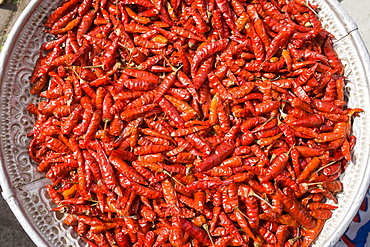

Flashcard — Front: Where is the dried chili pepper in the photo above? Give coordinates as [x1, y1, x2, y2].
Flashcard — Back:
[28, 0, 361, 246]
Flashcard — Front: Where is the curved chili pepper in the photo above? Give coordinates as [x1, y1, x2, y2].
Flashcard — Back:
[121, 69, 160, 84]
[301, 219, 325, 247]
[215, 0, 241, 37]
[170, 26, 205, 41]
[278, 190, 316, 229]
[194, 139, 235, 172]
[262, 152, 290, 182]
[45, 0, 80, 28]
[191, 39, 228, 76]
[158, 97, 186, 128]
[119, 175, 162, 199]
[265, 23, 295, 61]
[179, 218, 211, 244]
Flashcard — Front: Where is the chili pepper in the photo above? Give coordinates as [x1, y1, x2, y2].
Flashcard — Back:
[121, 68, 159, 84]
[184, 8, 207, 33]
[191, 56, 214, 90]
[171, 43, 191, 75]
[120, 103, 157, 121]
[265, 23, 295, 61]
[120, 0, 154, 8]
[92, 141, 119, 193]
[119, 175, 162, 199]
[279, 190, 316, 229]
[191, 39, 228, 76]
[208, 72, 234, 101]
[134, 35, 168, 49]
[254, 101, 280, 116]
[194, 139, 235, 172]
[45, 0, 80, 28]
[215, 0, 241, 37]
[309, 209, 333, 220]
[257, 225, 277, 244]
[218, 211, 247, 246]
[152, 72, 179, 103]
[185, 179, 231, 193]
[170, 26, 205, 41]
[301, 219, 325, 247]
[323, 38, 343, 74]
[134, 143, 174, 155]
[162, 179, 181, 215]
[297, 157, 321, 182]
[138, 48, 173, 70]
[290, 113, 325, 127]
[169, 125, 209, 137]
[158, 97, 186, 128]
[311, 98, 347, 115]
[262, 151, 289, 182]
[178, 218, 211, 244]
[245, 24, 265, 63]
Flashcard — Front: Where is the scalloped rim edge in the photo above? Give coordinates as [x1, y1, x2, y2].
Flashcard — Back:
[321, 1, 370, 244]
[319, 1, 370, 246]
[0, 0, 50, 246]
[0, 0, 369, 247]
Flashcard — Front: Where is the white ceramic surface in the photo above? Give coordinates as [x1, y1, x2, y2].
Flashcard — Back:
[0, 0, 369, 246]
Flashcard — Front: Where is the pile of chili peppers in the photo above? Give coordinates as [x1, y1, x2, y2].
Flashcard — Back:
[27, 0, 363, 246]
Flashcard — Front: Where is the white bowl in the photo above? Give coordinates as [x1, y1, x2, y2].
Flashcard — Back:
[0, 0, 369, 246]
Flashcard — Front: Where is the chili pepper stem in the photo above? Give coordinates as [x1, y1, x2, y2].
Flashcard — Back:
[249, 190, 274, 209]
[288, 235, 302, 245]
[302, 185, 323, 193]
[186, 166, 192, 176]
[57, 206, 68, 213]
[163, 170, 186, 187]
[302, 182, 323, 187]
[315, 161, 336, 173]
[285, 144, 295, 155]
[202, 223, 215, 247]
[69, 66, 83, 80]
[103, 120, 109, 138]
[305, 1, 320, 19]
[278, 105, 287, 124]
[120, 43, 133, 64]
[160, 51, 183, 72]
[121, 215, 138, 220]
[270, 153, 277, 163]
[344, 65, 351, 77]
[235, 206, 251, 220]
[82, 65, 104, 69]
[254, 117, 275, 132]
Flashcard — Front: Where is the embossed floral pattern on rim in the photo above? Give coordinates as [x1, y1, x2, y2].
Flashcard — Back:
[0, 0, 370, 246]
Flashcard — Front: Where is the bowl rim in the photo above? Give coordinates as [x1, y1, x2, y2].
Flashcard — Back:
[0, 0, 369, 246]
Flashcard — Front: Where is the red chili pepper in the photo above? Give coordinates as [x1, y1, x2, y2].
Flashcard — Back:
[191, 39, 228, 76]
[311, 98, 347, 115]
[178, 218, 211, 244]
[158, 97, 186, 128]
[194, 139, 235, 172]
[170, 26, 205, 41]
[121, 69, 160, 84]
[215, 0, 241, 37]
[301, 219, 325, 247]
[278, 190, 316, 229]
[265, 23, 295, 61]
[27, 1, 361, 246]
[193, 56, 214, 89]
